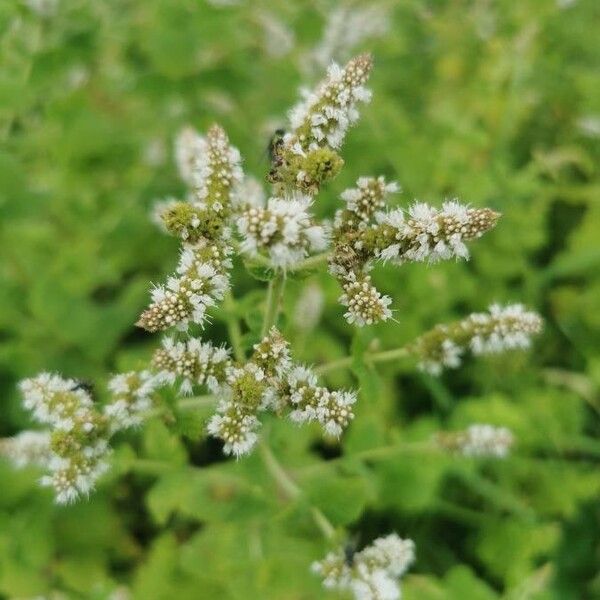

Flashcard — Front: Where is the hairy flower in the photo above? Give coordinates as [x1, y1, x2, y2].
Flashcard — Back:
[287, 366, 356, 437]
[137, 239, 232, 332]
[105, 371, 159, 430]
[335, 176, 400, 233]
[152, 336, 231, 394]
[251, 327, 292, 378]
[0, 430, 51, 469]
[339, 271, 392, 327]
[437, 424, 514, 458]
[18, 373, 111, 504]
[313, 533, 415, 600]
[237, 194, 328, 268]
[412, 303, 543, 374]
[364, 200, 500, 264]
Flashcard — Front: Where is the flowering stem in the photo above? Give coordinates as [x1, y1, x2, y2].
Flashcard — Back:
[261, 272, 286, 337]
[258, 440, 336, 540]
[315, 347, 411, 375]
[223, 292, 245, 362]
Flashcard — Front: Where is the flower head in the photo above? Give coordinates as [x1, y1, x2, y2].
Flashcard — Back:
[0, 430, 51, 469]
[237, 194, 328, 269]
[105, 370, 159, 430]
[339, 272, 392, 327]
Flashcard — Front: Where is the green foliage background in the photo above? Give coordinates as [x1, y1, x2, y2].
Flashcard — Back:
[1, 0, 599, 598]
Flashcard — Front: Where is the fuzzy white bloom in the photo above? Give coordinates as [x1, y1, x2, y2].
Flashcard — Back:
[251, 327, 292, 378]
[287, 53, 373, 153]
[190, 124, 243, 213]
[18, 373, 112, 504]
[418, 339, 463, 376]
[293, 282, 325, 331]
[207, 407, 260, 458]
[19, 372, 94, 429]
[313, 533, 415, 600]
[237, 194, 328, 269]
[152, 336, 231, 394]
[413, 303, 543, 375]
[469, 304, 544, 355]
[455, 424, 514, 458]
[105, 370, 159, 430]
[312, 5, 389, 70]
[150, 197, 180, 233]
[337, 176, 400, 228]
[339, 272, 392, 327]
[287, 366, 356, 437]
[373, 200, 500, 265]
[0, 430, 51, 469]
[137, 239, 232, 332]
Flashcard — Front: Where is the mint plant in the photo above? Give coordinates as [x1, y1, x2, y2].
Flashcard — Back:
[2, 54, 543, 600]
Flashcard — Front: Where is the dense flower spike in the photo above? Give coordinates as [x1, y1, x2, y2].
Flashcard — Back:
[251, 326, 292, 378]
[287, 366, 356, 437]
[190, 124, 243, 217]
[237, 194, 328, 269]
[152, 336, 231, 394]
[411, 303, 543, 375]
[105, 371, 159, 430]
[364, 200, 501, 264]
[338, 271, 393, 327]
[270, 54, 373, 192]
[335, 176, 400, 234]
[137, 238, 232, 332]
[207, 363, 271, 457]
[437, 424, 514, 458]
[313, 533, 415, 600]
[18, 373, 111, 504]
[0, 430, 51, 468]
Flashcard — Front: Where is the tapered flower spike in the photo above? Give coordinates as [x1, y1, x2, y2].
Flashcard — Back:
[363, 200, 501, 265]
[152, 336, 231, 394]
[237, 193, 328, 269]
[313, 533, 415, 600]
[338, 271, 393, 327]
[411, 303, 543, 375]
[137, 238, 232, 332]
[269, 54, 373, 192]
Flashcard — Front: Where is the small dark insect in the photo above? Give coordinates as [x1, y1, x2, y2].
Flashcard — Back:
[266, 128, 286, 183]
[71, 380, 95, 396]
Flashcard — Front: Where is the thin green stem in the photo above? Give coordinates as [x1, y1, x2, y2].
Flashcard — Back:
[261, 271, 286, 337]
[177, 395, 216, 410]
[292, 252, 329, 272]
[223, 292, 245, 362]
[259, 440, 336, 540]
[315, 347, 411, 375]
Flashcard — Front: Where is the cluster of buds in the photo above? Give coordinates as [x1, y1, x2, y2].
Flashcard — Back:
[152, 336, 231, 395]
[436, 424, 514, 458]
[329, 180, 501, 326]
[269, 54, 373, 193]
[138, 125, 242, 332]
[207, 328, 357, 456]
[105, 370, 160, 430]
[237, 194, 328, 269]
[17, 374, 111, 504]
[312, 533, 415, 600]
[411, 303, 543, 375]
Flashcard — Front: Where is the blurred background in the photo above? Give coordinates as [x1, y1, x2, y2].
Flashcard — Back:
[1, 0, 599, 598]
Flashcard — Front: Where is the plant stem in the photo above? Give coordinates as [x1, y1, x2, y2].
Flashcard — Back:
[258, 440, 336, 540]
[223, 292, 245, 362]
[261, 271, 286, 337]
[177, 395, 216, 410]
[315, 347, 411, 375]
[292, 252, 329, 272]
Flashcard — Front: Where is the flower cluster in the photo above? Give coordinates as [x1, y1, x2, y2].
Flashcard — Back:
[312, 533, 415, 600]
[437, 424, 514, 458]
[269, 54, 373, 193]
[207, 328, 357, 456]
[411, 303, 543, 375]
[139, 125, 241, 332]
[237, 194, 328, 269]
[18, 374, 111, 504]
[152, 336, 231, 395]
[105, 371, 160, 430]
[330, 188, 501, 326]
